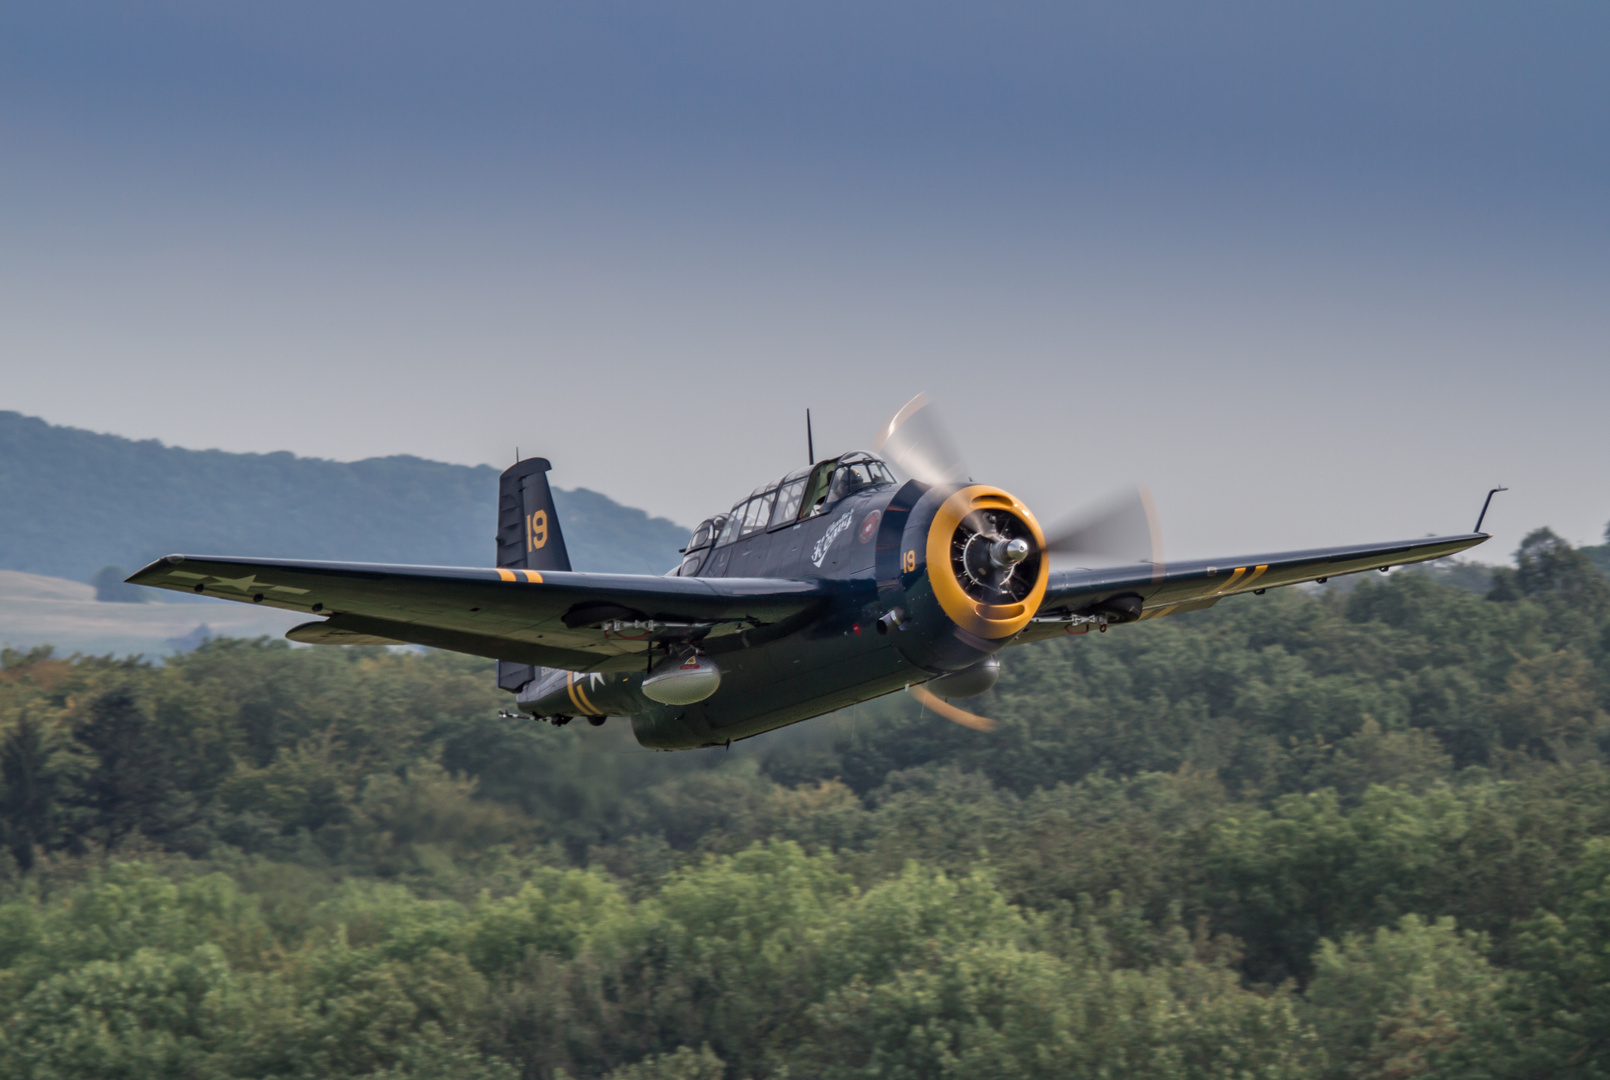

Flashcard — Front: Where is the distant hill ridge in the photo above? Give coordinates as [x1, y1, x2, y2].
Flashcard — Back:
[0, 412, 688, 582]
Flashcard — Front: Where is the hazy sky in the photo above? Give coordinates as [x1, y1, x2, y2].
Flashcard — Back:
[4, 2, 1607, 562]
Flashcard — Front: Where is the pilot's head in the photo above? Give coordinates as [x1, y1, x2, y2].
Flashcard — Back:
[830, 467, 861, 499]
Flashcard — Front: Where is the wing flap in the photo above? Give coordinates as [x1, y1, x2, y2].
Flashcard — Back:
[285, 620, 409, 646]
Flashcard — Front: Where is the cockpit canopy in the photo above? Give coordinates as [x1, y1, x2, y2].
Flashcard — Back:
[674, 452, 898, 575]
[719, 451, 897, 546]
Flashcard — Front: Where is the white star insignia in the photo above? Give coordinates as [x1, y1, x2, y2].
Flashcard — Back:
[210, 574, 259, 593]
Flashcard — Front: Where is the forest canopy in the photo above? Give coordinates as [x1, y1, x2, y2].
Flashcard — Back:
[2, 524, 1610, 1078]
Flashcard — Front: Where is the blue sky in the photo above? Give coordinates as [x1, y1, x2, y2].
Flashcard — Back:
[3, 1, 1607, 560]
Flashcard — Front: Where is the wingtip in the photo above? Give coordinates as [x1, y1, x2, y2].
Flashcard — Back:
[125, 555, 189, 585]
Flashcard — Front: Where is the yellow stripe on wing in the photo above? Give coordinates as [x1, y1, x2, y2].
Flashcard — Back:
[1210, 566, 1247, 596]
[1237, 564, 1269, 591]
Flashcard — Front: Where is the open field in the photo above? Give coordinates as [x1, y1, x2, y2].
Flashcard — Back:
[0, 570, 304, 657]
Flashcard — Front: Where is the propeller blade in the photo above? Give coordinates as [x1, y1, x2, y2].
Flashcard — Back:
[872, 392, 1161, 569]
[909, 683, 996, 732]
[875, 393, 968, 487]
[1041, 485, 1163, 567]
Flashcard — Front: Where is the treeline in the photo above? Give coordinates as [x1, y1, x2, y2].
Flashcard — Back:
[0, 526, 1608, 1078]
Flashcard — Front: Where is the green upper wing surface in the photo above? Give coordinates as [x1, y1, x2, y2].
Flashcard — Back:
[1019, 532, 1488, 642]
[127, 555, 830, 671]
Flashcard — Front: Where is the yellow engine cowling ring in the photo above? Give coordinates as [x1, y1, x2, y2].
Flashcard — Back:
[883, 484, 1049, 673]
[925, 485, 1049, 639]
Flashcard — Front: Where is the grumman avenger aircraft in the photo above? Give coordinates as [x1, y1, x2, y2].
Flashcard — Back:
[129, 396, 1494, 749]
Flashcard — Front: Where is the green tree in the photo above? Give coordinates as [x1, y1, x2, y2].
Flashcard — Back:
[1306, 915, 1502, 1079]
[795, 938, 1321, 1080]
[67, 685, 198, 850]
[1488, 527, 1610, 620]
[1489, 648, 1610, 760]
[1497, 839, 1610, 1077]
[0, 944, 240, 1078]
[600, 1045, 727, 1080]
[0, 715, 63, 870]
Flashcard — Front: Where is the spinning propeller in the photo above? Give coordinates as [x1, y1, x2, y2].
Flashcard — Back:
[875, 393, 1164, 732]
[908, 683, 996, 732]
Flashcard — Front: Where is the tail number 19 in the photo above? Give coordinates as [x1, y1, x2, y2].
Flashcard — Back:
[526, 511, 549, 552]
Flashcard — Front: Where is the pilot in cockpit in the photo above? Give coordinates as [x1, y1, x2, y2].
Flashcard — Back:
[827, 456, 895, 503]
[828, 463, 870, 501]
[797, 454, 897, 519]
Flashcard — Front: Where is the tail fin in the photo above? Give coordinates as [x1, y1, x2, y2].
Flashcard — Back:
[496, 457, 571, 692]
[497, 457, 572, 573]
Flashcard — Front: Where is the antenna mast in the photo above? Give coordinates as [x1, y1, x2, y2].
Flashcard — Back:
[1474, 487, 1508, 533]
[806, 409, 815, 465]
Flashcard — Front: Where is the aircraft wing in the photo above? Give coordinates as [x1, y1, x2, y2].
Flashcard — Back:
[127, 555, 832, 672]
[1021, 532, 1488, 639]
